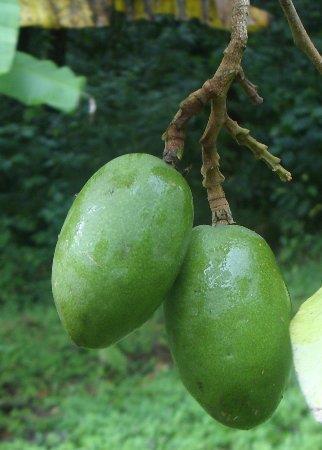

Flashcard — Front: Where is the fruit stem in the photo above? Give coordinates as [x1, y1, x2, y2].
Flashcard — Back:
[200, 100, 235, 226]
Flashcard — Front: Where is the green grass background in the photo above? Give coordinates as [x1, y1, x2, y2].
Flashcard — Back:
[1, 258, 322, 450]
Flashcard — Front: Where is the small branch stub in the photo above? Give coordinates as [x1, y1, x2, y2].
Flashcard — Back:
[236, 68, 263, 105]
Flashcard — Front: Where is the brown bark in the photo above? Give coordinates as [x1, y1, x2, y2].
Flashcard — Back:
[163, 0, 292, 226]
[163, 0, 249, 166]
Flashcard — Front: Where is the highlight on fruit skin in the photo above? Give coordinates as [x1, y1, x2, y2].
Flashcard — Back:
[52, 153, 194, 349]
[291, 286, 322, 423]
[165, 225, 292, 430]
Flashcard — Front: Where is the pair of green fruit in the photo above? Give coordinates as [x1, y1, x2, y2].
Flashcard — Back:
[52, 153, 292, 430]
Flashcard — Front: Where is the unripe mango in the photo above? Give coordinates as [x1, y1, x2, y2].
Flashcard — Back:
[165, 225, 292, 429]
[52, 153, 193, 348]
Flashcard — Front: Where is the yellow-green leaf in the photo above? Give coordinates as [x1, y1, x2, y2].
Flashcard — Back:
[0, 52, 86, 112]
[0, 0, 20, 74]
[291, 286, 322, 422]
[19, 0, 270, 32]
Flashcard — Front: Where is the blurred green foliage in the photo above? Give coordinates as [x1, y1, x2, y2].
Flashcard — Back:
[1, 260, 322, 449]
[0, 0, 321, 304]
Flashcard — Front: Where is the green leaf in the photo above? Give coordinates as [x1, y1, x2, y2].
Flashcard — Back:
[0, 0, 20, 74]
[0, 51, 86, 112]
[290, 286, 322, 423]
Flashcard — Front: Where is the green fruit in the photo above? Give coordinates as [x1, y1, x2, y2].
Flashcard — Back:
[52, 153, 193, 349]
[290, 286, 322, 422]
[165, 225, 292, 429]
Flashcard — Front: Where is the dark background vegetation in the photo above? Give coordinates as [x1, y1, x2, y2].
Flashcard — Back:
[0, 0, 321, 304]
[0, 1, 322, 448]
[1, 1, 322, 305]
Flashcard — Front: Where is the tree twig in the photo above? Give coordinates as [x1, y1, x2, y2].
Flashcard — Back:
[198, 0, 250, 225]
[200, 101, 235, 225]
[236, 67, 263, 104]
[279, 0, 322, 74]
[162, 0, 250, 165]
[225, 115, 292, 182]
[162, 0, 294, 226]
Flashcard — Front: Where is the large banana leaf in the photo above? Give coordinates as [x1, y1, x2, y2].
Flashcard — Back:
[19, 0, 270, 31]
[0, 52, 86, 112]
[0, 0, 20, 74]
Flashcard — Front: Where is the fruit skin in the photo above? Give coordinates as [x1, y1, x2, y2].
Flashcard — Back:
[52, 153, 193, 349]
[164, 225, 292, 430]
[290, 286, 322, 422]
